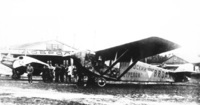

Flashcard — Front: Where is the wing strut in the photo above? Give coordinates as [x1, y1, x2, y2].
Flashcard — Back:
[117, 60, 138, 80]
[101, 49, 129, 76]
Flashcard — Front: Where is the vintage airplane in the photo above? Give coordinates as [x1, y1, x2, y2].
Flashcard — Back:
[1, 55, 49, 79]
[63, 36, 180, 87]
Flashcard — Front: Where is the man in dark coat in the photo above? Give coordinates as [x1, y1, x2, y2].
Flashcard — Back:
[60, 64, 65, 82]
[42, 66, 48, 82]
[65, 65, 69, 83]
[48, 64, 54, 82]
[54, 64, 61, 82]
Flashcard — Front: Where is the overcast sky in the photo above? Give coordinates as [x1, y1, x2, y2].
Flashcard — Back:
[0, 0, 200, 55]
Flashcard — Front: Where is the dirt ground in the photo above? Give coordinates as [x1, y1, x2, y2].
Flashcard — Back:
[0, 76, 199, 105]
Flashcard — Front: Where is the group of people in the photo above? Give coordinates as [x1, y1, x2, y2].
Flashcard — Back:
[41, 63, 77, 83]
[25, 63, 77, 84]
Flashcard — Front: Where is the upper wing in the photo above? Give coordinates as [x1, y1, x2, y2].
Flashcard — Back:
[95, 37, 179, 61]
[13, 56, 49, 68]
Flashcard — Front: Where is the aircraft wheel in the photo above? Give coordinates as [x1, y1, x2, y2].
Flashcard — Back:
[12, 74, 21, 80]
[11, 74, 16, 79]
[17, 75, 21, 79]
[12, 69, 21, 80]
[96, 77, 106, 87]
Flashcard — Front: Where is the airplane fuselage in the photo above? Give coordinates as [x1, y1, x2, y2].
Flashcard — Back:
[119, 61, 174, 82]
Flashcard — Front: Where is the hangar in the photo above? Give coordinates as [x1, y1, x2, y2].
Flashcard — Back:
[1, 40, 78, 66]
[163, 55, 188, 65]
[162, 55, 200, 72]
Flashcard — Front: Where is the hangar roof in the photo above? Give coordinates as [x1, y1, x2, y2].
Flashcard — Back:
[9, 40, 78, 51]
[1, 40, 78, 56]
[163, 55, 189, 64]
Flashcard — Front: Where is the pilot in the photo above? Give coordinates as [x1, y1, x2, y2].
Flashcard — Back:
[26, 64, 34, 83]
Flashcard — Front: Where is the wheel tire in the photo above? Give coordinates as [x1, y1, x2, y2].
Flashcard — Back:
[96, 77, 106, 87]
[12, 74, 20, 80]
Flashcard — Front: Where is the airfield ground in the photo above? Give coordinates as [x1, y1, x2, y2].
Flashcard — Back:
[0, 76, 200, 105]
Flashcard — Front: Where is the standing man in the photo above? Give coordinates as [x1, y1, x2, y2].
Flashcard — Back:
[42, 65, 48, 82]
[68, 65, 74, 83]
[65, 64, 69, 83]
[54, 64, 61, 82]
[60, 64, 65, 83]
[48, 64, 54, 82]
[72, 65, 78, 82]
[26, 64, 34, 83]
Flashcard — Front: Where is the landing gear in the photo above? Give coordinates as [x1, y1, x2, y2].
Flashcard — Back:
[96, 77, 106, 87]
[76, 75, 107, 88]
[11, 67, 26, 80]
[12, 69, 21, 79]
[77, 75, 88, 87]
